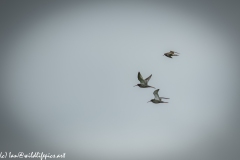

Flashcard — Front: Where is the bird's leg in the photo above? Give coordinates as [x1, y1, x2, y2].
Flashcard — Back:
[160, 97, 169, 99]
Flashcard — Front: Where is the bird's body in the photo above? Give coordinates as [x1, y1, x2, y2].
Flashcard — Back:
[163, 50, 180, 58]
[134, 72, 155, 89]
[149, 99, 162, 103]
[148, 89, 169, 104]
[137, 84, 153, 88]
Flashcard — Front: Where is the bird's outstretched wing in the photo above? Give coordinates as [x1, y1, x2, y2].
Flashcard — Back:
[171, 50, 180, 54]
[145, 74, 152, 84]
[153, 89, 160, 100]
[169, 51, 175, 55]
[138, 72, 145, 84]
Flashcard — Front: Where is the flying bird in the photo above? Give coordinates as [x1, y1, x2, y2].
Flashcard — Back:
[134, 72, 155, 88]
[148, 89, 169, 104]
[163, 50, 180, 58]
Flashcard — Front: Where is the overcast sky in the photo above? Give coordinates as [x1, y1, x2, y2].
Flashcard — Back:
[0, 1, 240, 160]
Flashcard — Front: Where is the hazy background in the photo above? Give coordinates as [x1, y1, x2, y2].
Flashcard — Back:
[0, 1, 240, 160]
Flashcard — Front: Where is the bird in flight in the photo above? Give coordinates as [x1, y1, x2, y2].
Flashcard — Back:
[148, 89, 169, 104]
[134, 72, 155, 88]
[163, 50, 180, 58]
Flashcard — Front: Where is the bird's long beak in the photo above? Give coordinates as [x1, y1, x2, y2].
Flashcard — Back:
[133, 85, 137, 87]
[147, 101, 151, 103]
[150, 86, 156, 89]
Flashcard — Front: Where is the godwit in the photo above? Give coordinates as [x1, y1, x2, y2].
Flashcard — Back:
[163, 50, 180, 58]
[147, 89, 169, 104]
[134, 72, 155, 89]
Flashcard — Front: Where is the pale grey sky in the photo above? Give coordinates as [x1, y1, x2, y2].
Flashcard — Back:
[0, 1, 240, 160]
